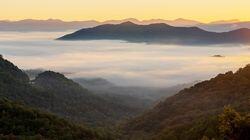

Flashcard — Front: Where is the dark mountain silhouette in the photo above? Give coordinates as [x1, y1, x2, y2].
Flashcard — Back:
[58, 22, 250, 45]
[101, 18, 201, 27]
[123, 65, 250, 140]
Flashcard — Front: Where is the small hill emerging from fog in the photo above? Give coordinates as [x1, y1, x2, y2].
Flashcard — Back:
[123, 65, 250, 140]
[58, 22, 250, 45]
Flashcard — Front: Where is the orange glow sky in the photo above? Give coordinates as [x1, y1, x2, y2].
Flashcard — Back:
[1, 0, 249, 22]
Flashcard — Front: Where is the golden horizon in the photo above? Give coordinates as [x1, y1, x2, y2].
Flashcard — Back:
[0, 18, 246, 24]
[1, 0, 250, 23]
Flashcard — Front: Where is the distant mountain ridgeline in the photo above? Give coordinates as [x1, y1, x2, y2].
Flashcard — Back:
[1, 18, 250, 32]
[0, 18, 198, 32]
[0, 19, 99, 32]
[58, 22, 250, 45]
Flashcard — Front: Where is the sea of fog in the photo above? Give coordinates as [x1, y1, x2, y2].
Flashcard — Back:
[0, 31, 250, 87]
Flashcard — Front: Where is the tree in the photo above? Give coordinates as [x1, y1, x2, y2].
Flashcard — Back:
[218, 106, 250, 140]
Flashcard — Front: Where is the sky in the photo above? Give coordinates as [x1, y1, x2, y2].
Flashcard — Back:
[0, 0, 250, 22]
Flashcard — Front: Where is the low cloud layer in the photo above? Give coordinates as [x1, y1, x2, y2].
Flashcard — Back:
[0, 32, 250, 87]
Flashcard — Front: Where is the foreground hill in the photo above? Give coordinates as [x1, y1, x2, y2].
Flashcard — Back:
[0, 56, 141, 127]
[123, 65, 250, 140]
[0, 99, 111, 140]
[58, 22, 250, 45]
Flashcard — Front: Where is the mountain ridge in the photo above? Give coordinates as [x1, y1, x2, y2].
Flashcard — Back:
[123, 64, 250, 139]
[2, 18, 250, 32]
[58, 22, 250, 45]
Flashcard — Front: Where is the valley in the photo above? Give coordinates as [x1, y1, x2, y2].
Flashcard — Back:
[1, 0, 250, 139]
[0, 19, 250, 140]
[0, 54, 249, 140]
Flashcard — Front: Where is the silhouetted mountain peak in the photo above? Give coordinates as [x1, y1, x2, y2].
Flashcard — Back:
[59, 22, 250, 45]
[147, 23, 173, 28]
[119, 22, 173, 28]
[119, 21, 137, 26]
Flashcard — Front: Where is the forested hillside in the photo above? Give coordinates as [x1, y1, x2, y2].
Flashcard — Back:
[0, 56, 141, 127]
[0, 98, 113, 140]
[1, 55, 250, 140]
[124, 65, 250, 140]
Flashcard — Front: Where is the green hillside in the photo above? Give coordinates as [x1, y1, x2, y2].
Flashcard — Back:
[0, 98, 113, 140]
[123, 65, 250, 140]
